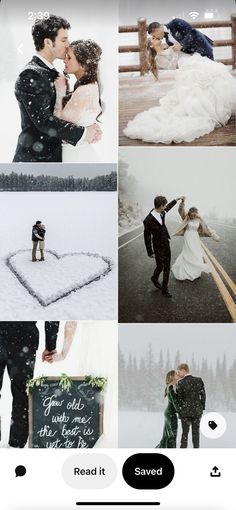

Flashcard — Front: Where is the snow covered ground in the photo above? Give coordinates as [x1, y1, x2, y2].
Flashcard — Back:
[119, 410, 236, 448]
[0, 192, 117, 319]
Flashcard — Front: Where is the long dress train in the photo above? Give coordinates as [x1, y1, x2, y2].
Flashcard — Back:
[124, 52, 236, 144]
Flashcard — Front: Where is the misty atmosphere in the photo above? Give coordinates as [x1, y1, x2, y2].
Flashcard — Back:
[119, 324, 236, 412]
[119, 148, 236, 228]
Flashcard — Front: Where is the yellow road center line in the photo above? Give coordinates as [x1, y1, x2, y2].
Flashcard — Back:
[202, 242, 236, 296]
[202, 250, 236, 323]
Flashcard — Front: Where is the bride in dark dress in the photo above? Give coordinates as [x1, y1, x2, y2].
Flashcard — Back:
[156, 370, 180, 448]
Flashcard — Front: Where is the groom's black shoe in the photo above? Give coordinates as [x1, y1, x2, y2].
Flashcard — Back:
[151, 276, 162, 290]
[162, 288, 172, 298]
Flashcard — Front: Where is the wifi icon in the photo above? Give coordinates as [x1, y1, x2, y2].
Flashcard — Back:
[189, 11, 200, 20]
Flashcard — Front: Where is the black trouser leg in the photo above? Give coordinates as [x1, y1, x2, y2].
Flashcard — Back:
[162, 244, 171, 291]
[153, 254, 164, 283]
[0, 338, 8, 443]
[180, 418, 191, 448]
[7, 330, 39, 448]
[192, 417, 201, 448]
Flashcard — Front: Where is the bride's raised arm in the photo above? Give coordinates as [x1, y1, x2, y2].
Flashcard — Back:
[178, 199, 186, 220]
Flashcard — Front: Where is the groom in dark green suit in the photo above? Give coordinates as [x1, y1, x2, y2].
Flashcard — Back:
[177, 363, 206, 448]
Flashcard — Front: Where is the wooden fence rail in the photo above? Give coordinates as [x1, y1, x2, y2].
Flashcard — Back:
[119, 15, 236, 74]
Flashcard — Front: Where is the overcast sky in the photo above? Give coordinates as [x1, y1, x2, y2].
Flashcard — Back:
[119, 147, 236, 219]
[119, 323, 236, 367]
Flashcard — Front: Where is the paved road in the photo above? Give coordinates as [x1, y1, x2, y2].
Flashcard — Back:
[119, 221, 236, 323]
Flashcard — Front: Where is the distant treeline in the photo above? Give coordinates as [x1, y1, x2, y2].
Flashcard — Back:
[0, 171, 117, 191]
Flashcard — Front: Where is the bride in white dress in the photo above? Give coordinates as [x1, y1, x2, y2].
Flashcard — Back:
[124, 36, 236, 144]
[54, 40, 102, 162]
[172, 199, 219, 281]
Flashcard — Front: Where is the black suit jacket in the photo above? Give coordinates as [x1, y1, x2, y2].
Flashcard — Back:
[177, 375, 206, 418]
[166, 18, 214, 60]
[0, 321, 59, 351]
[13, 56, 85, 162]
[143, 200, 177, 256]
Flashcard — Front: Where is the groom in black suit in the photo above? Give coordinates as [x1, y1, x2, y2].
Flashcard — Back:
[0, 321, 59, 447]
[143, 195, 184, 298]
[177, 363, 206, 448]
[13, 14, 101, 162]
[148, 19, 214, 60]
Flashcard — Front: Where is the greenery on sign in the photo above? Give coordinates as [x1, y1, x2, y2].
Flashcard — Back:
[59, 374, 73, 392]
[26, 375, 47, 396]
[85, 376, 107, 392]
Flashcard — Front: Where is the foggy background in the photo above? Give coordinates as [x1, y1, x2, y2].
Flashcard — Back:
[119, 147, 236, 223]
[119, 323, 236, 366]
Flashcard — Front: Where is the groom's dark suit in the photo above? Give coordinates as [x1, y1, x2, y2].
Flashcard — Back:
[165, 18, 214, 60]
[0, 321, 59, 447]
[143, 200, 177, 291]
[177, 374, 206, 448]
[13, 56, 85, 162]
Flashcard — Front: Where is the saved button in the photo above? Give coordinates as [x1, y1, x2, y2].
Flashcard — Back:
[122, 453, 174, 490]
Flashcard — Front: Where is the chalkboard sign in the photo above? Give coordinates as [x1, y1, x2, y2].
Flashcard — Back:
[28, 377, 104, 448]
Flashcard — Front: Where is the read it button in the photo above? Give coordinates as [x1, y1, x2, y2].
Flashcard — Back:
[62, 454, 117, 489]
[122, 453, 174, 490]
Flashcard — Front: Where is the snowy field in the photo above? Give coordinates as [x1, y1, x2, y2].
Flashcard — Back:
[119, 410, 236, 448]
[0, 192, 117, 319]
[0, 321, 118, 448]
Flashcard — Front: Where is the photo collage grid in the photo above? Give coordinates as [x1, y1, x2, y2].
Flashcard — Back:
[0, 0, 235, 460]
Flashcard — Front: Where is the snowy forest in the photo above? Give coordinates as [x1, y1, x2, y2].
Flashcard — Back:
[119, 344, 236, 412]
[0, 171, 117, 192]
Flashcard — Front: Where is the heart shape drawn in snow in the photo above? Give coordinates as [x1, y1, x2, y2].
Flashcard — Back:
[6, 249, 113, 307]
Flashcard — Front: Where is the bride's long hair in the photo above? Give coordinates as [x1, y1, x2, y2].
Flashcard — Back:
[146, 38, 159, 79]
[186, 207, 199, 220]
[164, 370, 177, 397]
[63, 39, 103, 118]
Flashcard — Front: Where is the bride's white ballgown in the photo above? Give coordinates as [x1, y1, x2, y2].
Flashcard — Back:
[124, 51, 236, 144]
[55, 82, 102, 162]
[172, 220, 211, 281]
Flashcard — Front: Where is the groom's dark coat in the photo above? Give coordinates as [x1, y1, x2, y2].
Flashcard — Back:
[0, 321, 59, 447]
[143, 200, 177, 257]
[165, 18, 214, 60]
[13, 56, 84, 162]
[177, 375, 206, 418]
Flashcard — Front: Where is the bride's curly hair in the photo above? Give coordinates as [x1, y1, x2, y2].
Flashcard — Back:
[146, 38, 159, 79]
[63, 39, 103, 117]
[71, 39, 102, 85]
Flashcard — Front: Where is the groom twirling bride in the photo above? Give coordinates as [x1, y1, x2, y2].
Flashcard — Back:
[13, 14, 101, 162]
[143, 195, 185, 298]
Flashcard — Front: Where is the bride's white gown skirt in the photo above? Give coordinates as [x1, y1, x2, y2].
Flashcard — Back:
[124, 54, 236, 144]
